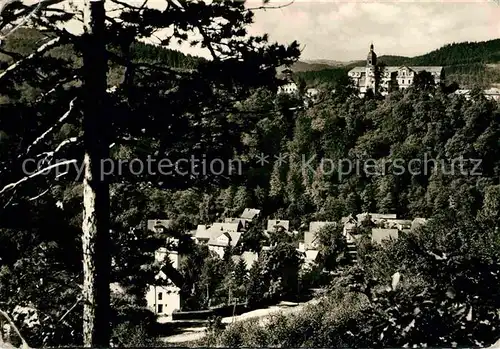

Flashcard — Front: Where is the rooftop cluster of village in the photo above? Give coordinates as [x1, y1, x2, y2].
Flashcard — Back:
[145, 210, 429, 318]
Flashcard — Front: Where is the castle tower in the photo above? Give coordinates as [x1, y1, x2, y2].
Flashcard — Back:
[365, 43, 378, 93]
[367, 43, 377, 66]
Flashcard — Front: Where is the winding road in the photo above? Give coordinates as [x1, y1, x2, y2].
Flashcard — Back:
[161, 298, 320, 344]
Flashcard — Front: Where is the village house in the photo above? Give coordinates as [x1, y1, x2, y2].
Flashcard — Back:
[146, 251, 183, 318]
[207, 230, 242, 259]
[304, 88, 320, 107]
[193, 222, 243, 258]
[339, 213, 431, 248]
[195, 222, 242, 243]
[194, 224, 211, 243]
[277, 68, 299, 95]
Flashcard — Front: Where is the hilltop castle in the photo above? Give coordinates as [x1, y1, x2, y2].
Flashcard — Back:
[348, 44, 444, 96]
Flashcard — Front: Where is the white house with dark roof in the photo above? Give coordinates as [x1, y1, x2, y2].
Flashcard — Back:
[146, 251, 183, 318]
[278, 68, 299, 95]
[207, 231, 242, 258]
[348, 44, 444, 97]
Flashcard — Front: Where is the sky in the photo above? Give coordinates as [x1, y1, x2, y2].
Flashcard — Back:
[245, 0, 500, 61]
[40, 0, 500, 62]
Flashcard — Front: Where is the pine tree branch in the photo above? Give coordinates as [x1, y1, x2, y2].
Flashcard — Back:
[0, 36, 63, 82]
[27, 188, 49, 201]
[109, 0, 148, 11]
[35, 74, 79, 103]
[0, 159, 77, 195]
[35, 136, 79, 161]
[21, 97, 78, 159]
[58, 295, 83, 324]
[246, 0, 295, 11]
[2, 189, 16, 209]
[0, 0, 43, 41]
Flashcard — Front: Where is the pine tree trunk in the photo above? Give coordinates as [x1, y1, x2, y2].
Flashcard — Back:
[81, 0, 110, 346]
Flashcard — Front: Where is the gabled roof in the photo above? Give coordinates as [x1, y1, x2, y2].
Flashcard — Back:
[240, 208, 261, 220]
[385, 219, 412, 229]
[195, 224, 211, 240]
[207, 222, 241, 233]
[304, 231, 319, 249]
[155, 263, 184, 288]
[344, 222, 357, 231]
[409, 66, 443, 74]
[349, 67, 366, 73]
[357, 213, 397, 222]
[309, 221, 336, 234]
[224, 217, 248, 228]
[207, 231, 242, 247]
[305, 250, 320, 261]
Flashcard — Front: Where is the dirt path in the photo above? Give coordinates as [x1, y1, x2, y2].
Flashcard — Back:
[161, 299, 320, 344]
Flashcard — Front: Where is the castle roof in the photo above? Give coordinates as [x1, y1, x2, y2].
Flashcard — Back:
[349, 65, 443, 73]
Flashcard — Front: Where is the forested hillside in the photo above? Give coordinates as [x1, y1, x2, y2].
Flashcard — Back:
[200, 86, 500, 348]
[0, 28, 200, 72]
[295, 38, 500, 88]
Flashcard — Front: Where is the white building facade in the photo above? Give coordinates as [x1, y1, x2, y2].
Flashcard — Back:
[349, 44, 444, 97]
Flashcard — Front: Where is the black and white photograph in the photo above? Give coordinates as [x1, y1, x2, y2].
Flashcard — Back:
[1, 0, 500, 347]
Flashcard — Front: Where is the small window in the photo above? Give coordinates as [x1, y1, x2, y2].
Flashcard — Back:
[158, 292, 163, 300]
[158, 304, 163, 313]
